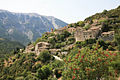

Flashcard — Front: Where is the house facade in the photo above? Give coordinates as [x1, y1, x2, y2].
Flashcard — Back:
[54, 27, 67, 34]
[75, 26, 102, 41]
[24, 44, 35, 53]
[100, 31, 114, 41]
[35, 42, 50, 55]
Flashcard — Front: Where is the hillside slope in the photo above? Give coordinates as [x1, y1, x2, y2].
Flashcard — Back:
[0, 38, 24, 58]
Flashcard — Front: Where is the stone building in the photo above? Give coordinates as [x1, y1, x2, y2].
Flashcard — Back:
[54, 27, 66, 34]
[49, 49, 61, 54]
[100, 31, 114, 41]
[74, 27, 85, 41]
[24, 44, 35, 53]
[67, 27, 76, 34]
[75, 26, 102, 41]
[35, 42, 50, 55]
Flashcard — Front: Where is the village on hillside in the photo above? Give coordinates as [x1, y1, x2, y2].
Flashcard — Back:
[1, 5, 120, 80]
[24, 18, 115, 56]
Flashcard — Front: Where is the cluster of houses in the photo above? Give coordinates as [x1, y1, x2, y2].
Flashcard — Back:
[75, 25, 102, 41]
[24, 24, 115, 55]
[24, 42, 68, 55]
[53, 24, 114, 42]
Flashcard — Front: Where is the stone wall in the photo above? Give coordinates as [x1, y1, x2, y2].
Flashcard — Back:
[35, 42, 50, 55]
[74, 26, 102, 42]
[99, 31, 114, 41]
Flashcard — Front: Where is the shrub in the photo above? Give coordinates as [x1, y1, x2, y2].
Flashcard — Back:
[67, 37, 75, 45]
[55, 43, 61, 49]
[83, 24, 91, 30]
[77, 21, 85, 27]
[41, 65, 52, 78]
[37, 50, 51, 63]
[68, 24, 73, 27]
[115, 29, 120, 50]
[61, 30, 71, 38]
[86, 39, 96, 44]
[62, 46, 119, 80]
[37, 65, 52, 79]
[48, 37, 56, 44]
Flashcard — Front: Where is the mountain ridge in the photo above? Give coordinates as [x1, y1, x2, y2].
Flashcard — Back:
[0, 9, 68, 45]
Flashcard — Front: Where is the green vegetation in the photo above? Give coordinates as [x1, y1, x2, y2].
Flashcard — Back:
[0, 51, 63, 80]
[115, 29, 120, 50]
[83, 24, 91, 30]
[67, 37, 75, 45]
[75, 39, 96, 48]
[62, 44, 120, 80]
[37, 50, 52, 63]
[77, 21, 85, 27]
[0, 38, 24, 58]
[48, 30, 71, 49]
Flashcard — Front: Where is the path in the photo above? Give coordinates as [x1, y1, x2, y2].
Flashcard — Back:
[53, 55, 63, 61]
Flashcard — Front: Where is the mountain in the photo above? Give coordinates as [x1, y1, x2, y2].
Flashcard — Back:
[0, 10, 68, 45]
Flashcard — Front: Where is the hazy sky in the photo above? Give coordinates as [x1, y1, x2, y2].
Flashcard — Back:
[0, 0, 120, 23]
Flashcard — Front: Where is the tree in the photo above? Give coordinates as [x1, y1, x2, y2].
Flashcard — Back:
[41, 65, 52, 78]
[48, 37, 56, 44]
[103, 10, 107, 14]
[61, 30, 71, 39]
[77, 21, 85, 27]
[115, 29, 120, 50]
[37, 68, 44, 79]
[62, 46, 119, 80]
[55, 43, 61, 49]
[83, 24, 91, 30]
[37, 50, 51, 63]
[36, 65, 52, 79]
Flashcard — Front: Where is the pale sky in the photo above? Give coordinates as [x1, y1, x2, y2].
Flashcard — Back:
[0, 0, 120, 23]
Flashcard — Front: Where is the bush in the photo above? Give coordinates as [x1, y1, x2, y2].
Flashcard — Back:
[108, 45, 115, 51]
[24, 74, 38, 80]
[86, 39, 96, 44]
[48, 37, 56, 44]
[56, 34, 65, 42]
[55, 43, 61, 49]
[41, 65, 52, 78]
[37, 50, 51, 63]
[62, 45, 119, 80]
[68, 24, 73, 27]
[77, 21, 85, 27]
[115, 29, 120, 50]
[75, 41, 87, 48]
[98, 39, 108, 50]
[61, 30, 71, 38]
[83, 24, 91, 30]
[67, 37, 75, 45]
[54, 69, 62, 78]
[37, 65, 52, 79]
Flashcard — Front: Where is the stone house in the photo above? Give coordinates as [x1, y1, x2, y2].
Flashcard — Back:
[67, 27, 76, 34]
[74, 27, 84, 41]
[101, 31, 114, 36]
[49, 49, 61, 54]
[100, 31, 114, 41]
[35, 42, 50, 55]
[75, 26, 102, 41]
[54, 27, 67, 34]
[24, 44, 35, 53]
